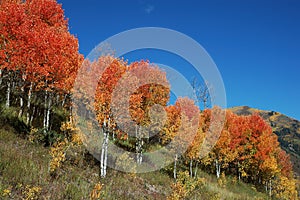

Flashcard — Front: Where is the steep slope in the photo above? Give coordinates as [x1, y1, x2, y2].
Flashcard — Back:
[229, 106, 300, 177]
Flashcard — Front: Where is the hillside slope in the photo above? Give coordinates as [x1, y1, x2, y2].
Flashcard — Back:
[0, 116, 269, 199]
[229, 106, 300, 177]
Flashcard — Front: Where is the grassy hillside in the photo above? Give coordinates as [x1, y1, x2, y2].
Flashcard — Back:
[0, 118, 269, 199]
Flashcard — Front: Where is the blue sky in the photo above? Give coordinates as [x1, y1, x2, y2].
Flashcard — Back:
[58, 0, 300, 120]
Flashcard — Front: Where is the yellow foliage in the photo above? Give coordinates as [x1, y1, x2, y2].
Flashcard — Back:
[27, 128, 42, 143]
[90, 182, 103, 200]
[167, 181, 186, 200]
[60, 117, 84, 144]
[49, 139, 68, 173]
[168, 171, 205, 200]
[260, 156, 280, 177]
[22, 185, 42, 200]
[60, 120, 77, 132]
[241, 170, 248, 178]
[2, 188, 11, 197]
[273, 175, 298, 200]
[217, 172, 227, 188]
[49, 119, 85, 173]
[71, 133, 83, 145]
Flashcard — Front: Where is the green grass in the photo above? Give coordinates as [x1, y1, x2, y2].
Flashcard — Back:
[184, 171, 268, 200]
[0, 126, 97, 199]
[0, 121, 270, 199]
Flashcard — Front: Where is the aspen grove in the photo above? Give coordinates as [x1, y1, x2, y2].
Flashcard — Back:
[0, 0, 298, 199]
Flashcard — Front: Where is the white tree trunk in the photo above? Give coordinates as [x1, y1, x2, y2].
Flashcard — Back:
[43, 90, 48, 133]
[194, 162, 198, 178]
[12, 78, 15, 91]
[215, 159, 221, 179]
[0, 69, 2, 86]
[26, 82, 33, 125]
[6, 81, 10, 108]
[46, 96, 51, 131]
[174, 154, 178, 180]
[190, 159, 193, 178]
[100, 131, 105, 177]
[62, 93, 67, 107]
[100, 120, 109, 178]
[30, 106, 35, 126]
[237, 162, 241, 181]
[18, 86, 24, 118]
[100, 132, 109, 177]
[136, 126, 143, 164]
[103, 130, 108, 177]
[18, 75, 26, 118]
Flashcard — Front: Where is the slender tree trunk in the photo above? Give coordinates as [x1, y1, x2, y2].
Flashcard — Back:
[190, 159, 193, 178]
[194, 162, 198, 178]
[18, 75, 26, 118]
[56, 94, 59, 105]
[12, 76, 16, 91]
[5, 71, 12, 108]
[100, 120, 109, 178]
[26, 82, 33, 125]
[136, 125, 138, 163]
[30, 106, 35, 126]
[136, 125, 143, 164]
[174, 154, 178, 180]
[62, 93, 67, 107]
[0, 69, 2, 86]
[269, 179, 272, 197]
[46, 94, 52, 131]
[69, 105, 72, 122]
[215, 159, 221, 179]
[100, 127, 105, 177]
[237, 162, 241, 181]
[103, 129, 108, 177]
[101, 132, 108, 177]
[6, 80, 10, 108]
[43, 90, 48, 133]
[43, 89, 49, 133]
[19, 85, 24, 118]
[37, 107, 41, 117]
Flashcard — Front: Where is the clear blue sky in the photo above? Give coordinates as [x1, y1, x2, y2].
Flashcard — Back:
[57, 0, 300, 120]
